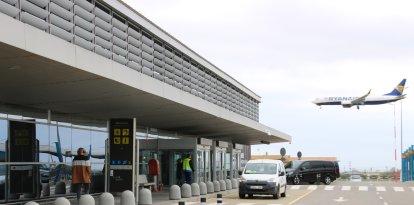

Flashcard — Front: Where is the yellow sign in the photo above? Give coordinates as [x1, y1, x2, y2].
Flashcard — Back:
[122, 129, 129, 136]
[122, 137, 129, 144]
[114, 129, 121, 136]
[114, 137, 121, 144]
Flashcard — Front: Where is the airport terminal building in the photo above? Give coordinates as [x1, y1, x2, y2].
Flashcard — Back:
[0, 0, 291, 202]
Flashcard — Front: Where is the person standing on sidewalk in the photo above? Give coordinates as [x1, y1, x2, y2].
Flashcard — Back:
[72, 147, 91, 201]
[183, 154, 194, 184]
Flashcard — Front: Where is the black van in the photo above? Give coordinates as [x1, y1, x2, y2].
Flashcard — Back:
[285, 160, 340, 185]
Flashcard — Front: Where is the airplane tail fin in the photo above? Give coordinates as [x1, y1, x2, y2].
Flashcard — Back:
[384, 79, 406, 96]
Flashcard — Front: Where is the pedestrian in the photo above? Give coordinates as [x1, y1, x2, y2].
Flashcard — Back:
[183, 154, 194, 184]
[72, 147, 91, 201]
[176, 154, 184, 186]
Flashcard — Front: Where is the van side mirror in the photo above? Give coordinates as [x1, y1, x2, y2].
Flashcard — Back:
[238, 170, 243, 175]
[279, 172, 285, 176]
[301, 167, 306, 171]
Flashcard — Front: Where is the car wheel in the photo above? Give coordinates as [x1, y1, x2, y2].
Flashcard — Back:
[273, 185, 281, 199]
[281, 185, 287, 197]
[324, 176, 332, 185]
[293, 175, 301, 185]
[239, 193, 245, 199]
[248, 194, 253, 198]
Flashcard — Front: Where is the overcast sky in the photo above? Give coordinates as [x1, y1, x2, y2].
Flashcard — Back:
[123, 0, 414, 171]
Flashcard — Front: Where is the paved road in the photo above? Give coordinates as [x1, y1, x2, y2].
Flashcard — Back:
[194, 181, 414, 205]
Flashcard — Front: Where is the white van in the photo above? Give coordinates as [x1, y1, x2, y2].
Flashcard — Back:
[238, 159, 287, 199]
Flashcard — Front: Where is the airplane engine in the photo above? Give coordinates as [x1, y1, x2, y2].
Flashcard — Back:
[341, 101, 353, 108]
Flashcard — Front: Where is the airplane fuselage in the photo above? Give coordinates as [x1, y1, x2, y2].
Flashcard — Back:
[313, 95, 403, 106]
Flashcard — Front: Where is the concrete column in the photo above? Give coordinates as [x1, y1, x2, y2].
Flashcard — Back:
[99, 192, 115, 205]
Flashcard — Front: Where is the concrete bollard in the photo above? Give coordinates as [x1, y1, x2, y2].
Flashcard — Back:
[42, 183, 50, 197]
[199, 182, 207, 195]
[79, 194, 95, 205]
[138, 189, 152, 205]
[99, 192, 115, 205]
[217, 193, 222, 205]
[54, 197, 70, 205]
[191, 183, 200, 196]
[24, 202, 39, 205]
[181, 183, 191, 198]
[231, 179, 238, 189]
[200, 197, 207, 205]
[219, 180, 226, 191]
[225, 179, 232, 190]
[55, 181, 66, 195]
[213, 181, 220, 192]
[206, 181, 214, 193]
[169, 185, 181, 200]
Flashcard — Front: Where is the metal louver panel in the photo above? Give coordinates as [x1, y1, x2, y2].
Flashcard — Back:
[112, 27, 128, 40]
[95, 36, 112, 50]
[154, 43, 164, 52]
[21, 0, 48, 19]
[27, 0, 48, 8]
[128, 44, 141, 56]
[3, 0, 18, 5]
[165, 64, 174, 72]
[95, 17, 112, 31]
[95, 26, 112, 41]
[142, 66, 153, 76]
[183, 67, 190, 74]
[174, 69, 182, 76]
[174, 82, 183, 89]
[141, 52, 153, 62]
[0, 1, 19, 18]
[141, 59, 153, 69]
[113, 45, 127, 57]
[164, 71, 174, 78]
[113, 36, 127, 49]
[51, 0, 74, 10]
[74, 16, 94, 31]
[154, 73, 164, 81]
[173, 55, 183, 63]
[154, 58, 164, 67]
[74, 26, 93, 41]
[127, 61, 142, 72]
[141, 35, 153, 47]
[183, 61, 191, 68]
[74, 5, 94, 22]
[74, 36, 94, 50]
[164, 49, 174, 58]
[112, 18, 127, 31]
[50, 2, 73, 21]
[128, 27, 141, 39]
[165, 77, 174, 85]
[128, 53, 142, 63]
[153, 51, 164, 60]
[164, 57, 174, 66]
[127, 36, 141, 48]
[74, 0, 93, 12]
[113, 54, 128, 65]
[21, 11, 48, 30]
[94, 7, 111, 22]
[154, 65, 164, 74]
[50, 13, 73, 31]
[50, 24, 74, 41]
[141, 44, 154, 54]
[95, 45, 112, 58]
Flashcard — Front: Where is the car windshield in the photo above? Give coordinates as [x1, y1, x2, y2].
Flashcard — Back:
[285, 161, 303, 170]
[351, 175, 361, 179]
[244, 163, 278, 174]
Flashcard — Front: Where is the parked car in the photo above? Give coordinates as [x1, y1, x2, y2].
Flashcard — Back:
[238, 159, 287, 199]
[350, 174, 362, 182]
[285, 160, 340, 185]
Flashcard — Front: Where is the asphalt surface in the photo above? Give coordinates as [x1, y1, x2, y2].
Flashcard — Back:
[193, 181, 414, 205]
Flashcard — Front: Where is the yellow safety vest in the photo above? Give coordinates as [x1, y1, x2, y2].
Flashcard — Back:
[183, 158, 192, 171]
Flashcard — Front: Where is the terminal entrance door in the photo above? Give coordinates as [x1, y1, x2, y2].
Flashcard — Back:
[214, 147, 226, 181]
[231, 149, 242, 179]
[196, 145, 211, 183]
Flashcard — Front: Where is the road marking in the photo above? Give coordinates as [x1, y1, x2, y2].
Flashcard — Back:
[325, 185, 334, 190]
[410, 187, 414, 192]
[376, 186, 386, 192]
[235, 203, 254, 205]
[393, 187, 404, 192]
[379, 196, 383, 200]
[333, 196, 347, 202]
[359, 186, 368, 191]
[290, 185, 301, 190]
[288, 190, 315, 205]
[384, 202, 389, 205]
[308, 185, 317, 190]
[341, 186, 350, 191]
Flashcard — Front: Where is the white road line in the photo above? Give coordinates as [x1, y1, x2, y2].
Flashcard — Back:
[411, 187, 414, 192]
[308, 185, 317, 190]
[185, 202, 199, 205]
[236, 203, 254, 205]
[324, 185, 334, 191]
[384, 202, 389, 205]
[267, 204, 283, 205]
[341, 186, 351, 191]
[290, 185, 301, 190]
[376, 186, 386, 192]
[393, 187, 404, 192]
[359, 186, 368, 191]
[379, 196, 383, 200]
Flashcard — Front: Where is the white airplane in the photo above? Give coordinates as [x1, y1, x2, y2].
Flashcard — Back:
[313, 79, 406, 109]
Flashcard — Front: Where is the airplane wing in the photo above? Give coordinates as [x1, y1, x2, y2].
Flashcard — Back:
[351, 89, 371, 105]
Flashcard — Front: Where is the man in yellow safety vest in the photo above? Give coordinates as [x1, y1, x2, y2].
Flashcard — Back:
[183, 154, 194, 184]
